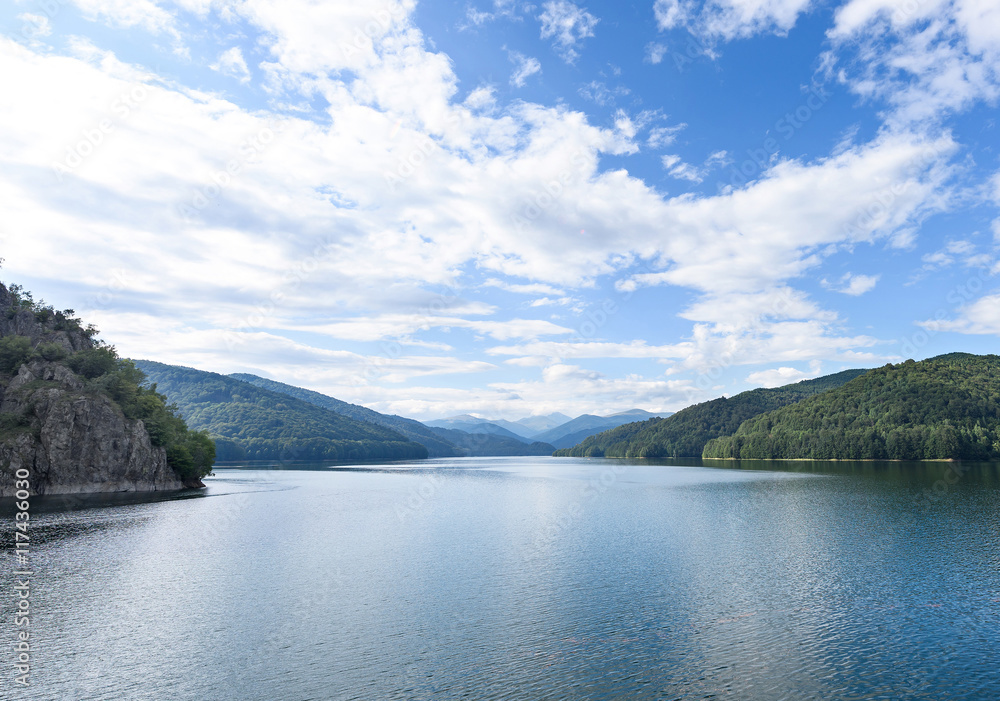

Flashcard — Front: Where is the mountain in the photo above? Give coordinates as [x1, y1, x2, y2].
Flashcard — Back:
[512, 413, 572, 434]
[424, 416, 535, 442]
[556, 369, 870, 458]
[534, 409, 673, 449]
[0, 281, 211, 495]
[228, 374, 558, 458]
[133, 361, 428, 463]
[703, 354, 1000, 461]
[229, 373, 460, 457]
[426, 426, 556, 456]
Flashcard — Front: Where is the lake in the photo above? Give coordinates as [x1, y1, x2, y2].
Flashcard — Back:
[4, 456, 1000, 700]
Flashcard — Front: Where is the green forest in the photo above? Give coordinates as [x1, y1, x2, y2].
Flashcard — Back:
[703, 354, 1000, 461]
[555, 369, 868, 458]
[134, 360, 428, 462]
[230, 373, 461, 457]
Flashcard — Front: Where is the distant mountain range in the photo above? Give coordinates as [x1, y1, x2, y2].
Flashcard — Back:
[425, 409, 672, 449]
[132, 362, 560, 460]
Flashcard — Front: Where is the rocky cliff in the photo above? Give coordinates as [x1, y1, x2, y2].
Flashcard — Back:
[0, 284, 188, 496]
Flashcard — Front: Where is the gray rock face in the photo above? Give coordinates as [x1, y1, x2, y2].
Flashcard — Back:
[0, 282, 190, 496]
[0, 361, 185, 496]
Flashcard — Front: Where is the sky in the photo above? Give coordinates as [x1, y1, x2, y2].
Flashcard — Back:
[1, 0, 998, 421]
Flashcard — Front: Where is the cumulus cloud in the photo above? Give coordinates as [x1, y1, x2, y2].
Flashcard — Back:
[578, 80, 630, 106]
[508, 50, 541, 87]
[16, 13, 52, 40]
[827, 0, 1000, 128]
[0, 0, 974, 416]
[822, 272, 880, 296]
[661, 154, 704, 182]
[645, 41, 668, 64]
[211, 47, 251, 83]
[653, 0, 815, 41]
[538, 0, 599, 63]
[921, 292, 1000, 335]
[746, 361, 821, 387]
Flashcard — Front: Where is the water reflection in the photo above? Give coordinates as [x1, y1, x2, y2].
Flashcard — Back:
[4, 457, 999, 700]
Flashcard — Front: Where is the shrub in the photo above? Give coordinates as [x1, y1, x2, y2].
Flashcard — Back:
[0, 336, 32, 374]
[66, 346, 118, 379]
[35, 341, 69, 362]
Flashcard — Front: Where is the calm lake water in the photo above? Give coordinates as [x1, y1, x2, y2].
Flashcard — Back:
[3, 456, 1000, 700]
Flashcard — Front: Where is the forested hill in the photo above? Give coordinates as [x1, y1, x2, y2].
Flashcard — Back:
[229, 373, 461, 457]
[555, 369, 869, 458]
[133, 360, 428, 462]
[703, 354, 1000, 461]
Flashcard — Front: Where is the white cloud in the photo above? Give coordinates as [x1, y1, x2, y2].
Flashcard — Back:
[661, 153, 704, 182]
[917, 239, 994, 275]
[645, 41, 668, 64]
[507, 50, 541, 87]
[211, 47, 251, 84]
[68, 0, 180, 39]
[921, 293, 1000, 335]
[538, 0, 599, 63]
[822, 272, 880, 296]
[647, 123, 686, 149]
[827, 0, 1000, 128]
[653, 0, 695, 30]
[746, 362, 821, 387]
[654, 0, 815, 41]
[487, 363, 698, 416]
[578, 80, 630, 106]
[704, 149, 730, 167]
[16, 13, 52, 40]
[0, 1, 966, 416]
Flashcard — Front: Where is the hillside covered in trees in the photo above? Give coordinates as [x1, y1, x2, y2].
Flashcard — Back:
[555, 369, 869, 458]
[703, 354, 1000, 461]
[134, 361, 428, 463]
[229, 373, 461, 457]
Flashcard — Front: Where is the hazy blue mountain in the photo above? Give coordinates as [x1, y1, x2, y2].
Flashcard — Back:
[424, 416, 534, 442]
[512, 413, 572, 434]
[426, 426, 555, 456]
[534, 409, 674, 448]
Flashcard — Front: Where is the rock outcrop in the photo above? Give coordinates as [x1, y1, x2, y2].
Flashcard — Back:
[0, 283, 190, 496]
[0, 361, 184, 495]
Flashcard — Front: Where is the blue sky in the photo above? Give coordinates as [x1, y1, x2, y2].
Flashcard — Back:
[1, 0, 998, 420]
